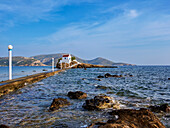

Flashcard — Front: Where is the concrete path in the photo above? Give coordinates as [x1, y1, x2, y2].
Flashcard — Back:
[0, 69, 65, 97]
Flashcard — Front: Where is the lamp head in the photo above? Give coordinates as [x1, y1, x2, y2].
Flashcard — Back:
[8, 45, 13, 50]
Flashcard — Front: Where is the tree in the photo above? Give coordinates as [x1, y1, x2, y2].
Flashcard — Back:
[71, 56, 76, 61]
[58, 58, 62, 63]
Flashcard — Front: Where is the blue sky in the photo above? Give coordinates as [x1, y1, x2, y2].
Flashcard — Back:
[0, 0, 170, 65]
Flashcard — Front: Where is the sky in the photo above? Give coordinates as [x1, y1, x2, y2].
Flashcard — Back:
[0, 0, 170, 65]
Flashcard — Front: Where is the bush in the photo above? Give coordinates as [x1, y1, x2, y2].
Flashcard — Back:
[71, 56, 76, 61]
[58, 58, 62, 63]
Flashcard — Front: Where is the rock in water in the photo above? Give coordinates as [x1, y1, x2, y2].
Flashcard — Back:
[83, 95, 120, 110]
[149, 103, 170, 113]
[67, 91, 87, 99]
[104, 73, 125, 78]
[97, 75, 104, 78]
[104, 73, 112, 78]
[88, 109, 165, 128]
[168, 78, 170, 80]
[49, 98, 70, 111]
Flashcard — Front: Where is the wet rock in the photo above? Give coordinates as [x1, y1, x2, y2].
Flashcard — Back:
[97, 75, 104, 78]
[104, 73, 112, 78]
[168, 78, 170, 80]
[67, 91, 87, 99]
[96, 85, 111, 90]
[43, 69, 47, 71]
[149, 103, 170, 113]
[83, 95, 120, 110]
[49, 98, 70, 111]
[129, 74, 133, 77]
[112, 75, 121, 78]
[33, 70, 36, 72]
[0, 125, 10, 128]
[104, 73, 125, 78]
[88, 108, 165, 128]
[119, 75, 123, 77]
[96, 78, 101, 81]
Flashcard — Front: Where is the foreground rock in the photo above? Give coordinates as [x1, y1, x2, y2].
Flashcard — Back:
[67, 91, 87, 99]
[49, 98, 70, 111]
[83, 95, 120, 110]
[149, 103, 170, 113]
[0, 125, 10, 128]
[88, 108, 165, 128]
[168, 78, 170, 80]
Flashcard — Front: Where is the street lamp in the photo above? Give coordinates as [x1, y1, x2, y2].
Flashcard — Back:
[8, 45, 13, 80]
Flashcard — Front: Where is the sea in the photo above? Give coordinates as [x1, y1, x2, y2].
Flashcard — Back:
[0, 66, 53, 82]
[0, 66, 169, 127]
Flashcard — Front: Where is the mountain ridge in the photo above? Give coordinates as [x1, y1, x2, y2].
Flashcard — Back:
[0, 53, 135, 66]
[32, 53, 135, 66]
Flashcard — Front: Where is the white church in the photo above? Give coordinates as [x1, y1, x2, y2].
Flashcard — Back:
[61, 54, 72, 63]
[59, 54, 72, 69]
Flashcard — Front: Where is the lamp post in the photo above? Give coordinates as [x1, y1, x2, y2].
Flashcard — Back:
[8, 45, 13, 80]
[52, 58, 54, 72]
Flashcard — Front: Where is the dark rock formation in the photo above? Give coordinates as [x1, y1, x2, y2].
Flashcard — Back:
[67, 91, 87, 99]
[168, 78, 170, 80]
[104, 73, 134, 78]
[149, 104, 170, 113]
[104, 73, 112, 78]
[49, 98, 70, 111]
[83, 95, 120, 110]
[104, 73, 126, 78]
[42, 69, 47, 71]
[112, 75, 121, 78]
[97, 75, 104, 78]
[70, 63, 118, 69]
[129, 74, 133, 77]
[88, 108, 165, 128]
[0, 125, 10, 128]
[96, 78, 101, 81]
[96, 85, 112, 90]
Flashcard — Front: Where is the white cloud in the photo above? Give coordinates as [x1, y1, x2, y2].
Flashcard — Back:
[0, 0, 97, 31]
[127, 9, 139, 18]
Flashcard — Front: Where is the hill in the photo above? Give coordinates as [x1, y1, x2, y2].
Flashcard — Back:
[32, 53, 135, 66]
[0, 56, 47, 66]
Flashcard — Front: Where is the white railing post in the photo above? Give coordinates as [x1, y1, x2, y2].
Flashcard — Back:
[52, 58, 54, 72]
[60, 60, 62, 69]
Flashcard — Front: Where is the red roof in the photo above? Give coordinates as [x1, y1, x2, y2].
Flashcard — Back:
[63, 54, 69, 57]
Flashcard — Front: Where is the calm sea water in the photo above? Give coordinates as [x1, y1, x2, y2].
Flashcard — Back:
[0, 66, 169, 127]
[0, 66, 53, 81]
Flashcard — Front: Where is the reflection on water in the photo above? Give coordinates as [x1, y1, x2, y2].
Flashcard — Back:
[0, 66, 170, 127]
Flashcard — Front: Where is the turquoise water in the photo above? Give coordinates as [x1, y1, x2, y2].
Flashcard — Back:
[0, 66, 53, 81]
[0, 66, 169, 127]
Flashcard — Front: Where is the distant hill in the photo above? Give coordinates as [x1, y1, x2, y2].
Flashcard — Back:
[0, 56, 47, 66]
[0, 53, 134, 66]
[31, 53, 63, 66]
[32, 53, 135, 66]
